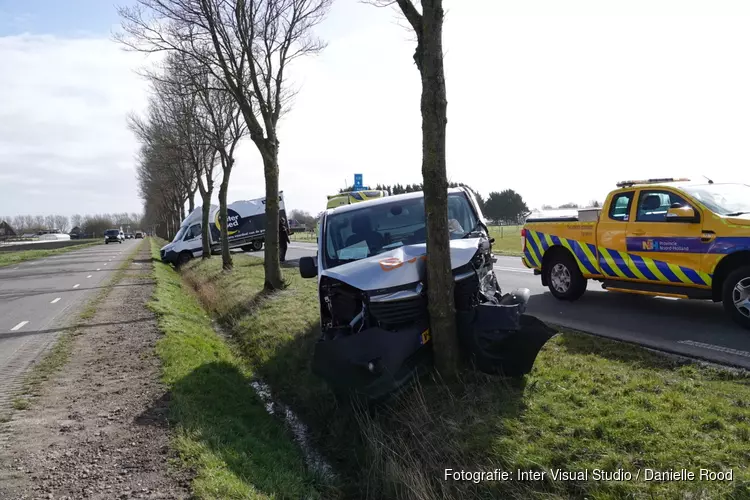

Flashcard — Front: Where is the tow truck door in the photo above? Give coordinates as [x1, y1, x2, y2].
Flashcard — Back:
[624, 188, 708, 288]
[596, 190, 636, 279]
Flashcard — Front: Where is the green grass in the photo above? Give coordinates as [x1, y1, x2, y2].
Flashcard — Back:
[11, 398, 30, 411]
[148, 238, 328, 500]
[488, 225, 522, 256]
[181, 253, 750, 500]
[0, 240, 102, 268]
[290, 231, 317, 243]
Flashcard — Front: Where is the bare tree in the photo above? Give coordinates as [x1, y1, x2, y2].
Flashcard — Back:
[172, 49, 248, 270]
[54, 215, 70, 232]
[71, 214, 83, 229]
[118, 0, 332, 289]
[370, 0, 459, 376]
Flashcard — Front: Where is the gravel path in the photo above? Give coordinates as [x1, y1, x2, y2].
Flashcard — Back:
[0, 243, 192, 499]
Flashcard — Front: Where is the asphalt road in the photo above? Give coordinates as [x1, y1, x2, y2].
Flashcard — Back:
[261, 242, 750, 370]
[0, 240, 140, 414]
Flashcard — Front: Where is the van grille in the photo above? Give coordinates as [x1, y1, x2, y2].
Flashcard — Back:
[368, 297, 427, 329]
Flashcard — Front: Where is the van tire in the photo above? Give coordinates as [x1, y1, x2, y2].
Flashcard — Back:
[544, 251, 586, 301]
[722, 266, 750, 330]
[251, 240, 263, 251]
[176, 251, 192, 268]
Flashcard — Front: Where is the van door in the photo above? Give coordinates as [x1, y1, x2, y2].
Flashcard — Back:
[596, 190, 636, 280]
[625, 189, 709, 288]
[183, 223, 203, 257]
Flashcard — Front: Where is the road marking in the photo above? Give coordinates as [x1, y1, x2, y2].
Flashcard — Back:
[97, 268, 101, 271]
[10, 321, 29, 331]
[50, 298, 61, 304]
[495, 266, 534, 274]
[104, 263, 108, 266]
[73, 284, 80, 289]
[678, 340, 750, 358]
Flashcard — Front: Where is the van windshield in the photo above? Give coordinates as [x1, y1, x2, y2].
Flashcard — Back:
[324, 192, 478, 268]
[172, 226, 187, 242]
[105, 230, 119, 236]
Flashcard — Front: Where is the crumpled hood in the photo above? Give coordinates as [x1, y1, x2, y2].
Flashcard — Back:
[321, 238, 482, 291]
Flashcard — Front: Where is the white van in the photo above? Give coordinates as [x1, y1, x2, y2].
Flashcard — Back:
[160, 193, 287, 266]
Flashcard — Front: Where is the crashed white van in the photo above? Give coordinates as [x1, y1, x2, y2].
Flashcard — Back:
[299, 187, 555, 400]
[161, 193, 287, 267]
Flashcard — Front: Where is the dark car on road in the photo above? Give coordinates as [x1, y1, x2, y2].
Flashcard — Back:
[104, 229, 123, 244]
[135, 231, 143, 239]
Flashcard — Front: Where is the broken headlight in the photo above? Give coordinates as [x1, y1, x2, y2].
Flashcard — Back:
[319, 276, 366, 334]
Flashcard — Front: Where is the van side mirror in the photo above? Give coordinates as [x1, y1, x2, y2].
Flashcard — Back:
[299, 256, 317, 279]
[666, 205, 698, 223]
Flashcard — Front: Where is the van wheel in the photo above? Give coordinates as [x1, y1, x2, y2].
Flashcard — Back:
[251, 240, 263, 251]
[544, 252, 586, 301]
[177, 251, 192, 268]
[722, 266, 750, 329]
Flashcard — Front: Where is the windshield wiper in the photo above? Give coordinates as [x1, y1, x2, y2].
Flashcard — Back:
[725, 211, 750, 216]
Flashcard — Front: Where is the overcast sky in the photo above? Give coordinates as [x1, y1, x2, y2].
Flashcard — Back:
[2, 0, 750, 220]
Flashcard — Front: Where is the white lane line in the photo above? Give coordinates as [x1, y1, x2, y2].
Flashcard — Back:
[495, 266, 534, 274]
[678, 340, 750, 358]
[50, 298, 61, 304]
[97, 268, 101, 271]
[73, 284, 80, 289]
[87, 275, 92, 278]
[11, 321, 29, 331]
[104, 263, 108, 266]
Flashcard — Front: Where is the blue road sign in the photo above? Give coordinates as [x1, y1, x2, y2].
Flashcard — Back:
[354, 173, 363, 191]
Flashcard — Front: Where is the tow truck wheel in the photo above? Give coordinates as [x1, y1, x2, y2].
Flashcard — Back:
[545, 252, 586, 301]
[722, 266, 750, 330]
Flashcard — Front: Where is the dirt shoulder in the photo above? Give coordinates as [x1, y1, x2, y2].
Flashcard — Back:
[0, 241, 191, 499]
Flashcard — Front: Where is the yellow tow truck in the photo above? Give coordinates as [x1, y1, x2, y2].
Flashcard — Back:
[521, 178, 750, 328]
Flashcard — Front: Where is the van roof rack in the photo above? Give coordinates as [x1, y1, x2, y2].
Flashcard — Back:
[616, 177, 691, 188]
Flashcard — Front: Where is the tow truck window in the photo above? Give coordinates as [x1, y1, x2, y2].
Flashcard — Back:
[608, 192, 634, 221]
[636, 190, 691, 223]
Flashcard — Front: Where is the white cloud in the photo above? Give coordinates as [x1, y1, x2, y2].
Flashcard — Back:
[3, 0, 750, 222]
[0, 33, 150, 218]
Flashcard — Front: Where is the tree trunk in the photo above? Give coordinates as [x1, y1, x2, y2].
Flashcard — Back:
[218, 168, 233, 271]
[261, 145, 284, 290]
[189, 188, 196, 213]
[200, 192, 212, 259]
[420, 0, 459, 378]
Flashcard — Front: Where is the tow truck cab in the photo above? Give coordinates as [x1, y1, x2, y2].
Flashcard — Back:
[522, 178, 750, 329]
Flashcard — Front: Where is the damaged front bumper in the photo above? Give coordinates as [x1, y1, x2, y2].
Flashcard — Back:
[312, 323, 432, 401]
[312, 288, 556, 401]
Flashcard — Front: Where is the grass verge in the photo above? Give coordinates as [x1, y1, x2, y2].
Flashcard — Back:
[181, 252, 750, 500]
[290, 231, 316, 243]
[10, 240, 145, 409]
[0, 240, 102, 268]
[147, 238, 328, 500]
[488, 225, 522, 256]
